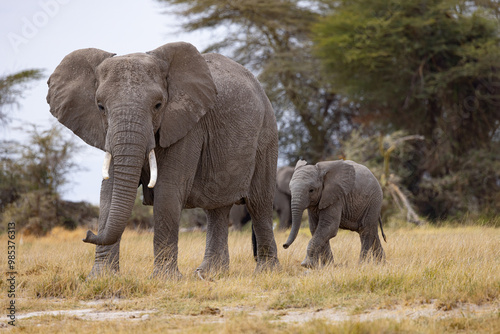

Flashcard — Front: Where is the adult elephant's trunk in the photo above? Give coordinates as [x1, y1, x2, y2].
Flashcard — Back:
[83, 119, 155, 246]
[283, 192, 308, 249]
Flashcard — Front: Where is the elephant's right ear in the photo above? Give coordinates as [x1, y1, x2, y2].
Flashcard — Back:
[47, 48, 115, 150]
[318, 161, 355, 210]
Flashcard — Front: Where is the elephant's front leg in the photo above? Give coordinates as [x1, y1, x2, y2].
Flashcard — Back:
[302, 204, 341, 269]
[88, 161, 121, 277]
[196, 205, 232, 278]
[152, 194, 183, 279]
[303, 209, 333, 267]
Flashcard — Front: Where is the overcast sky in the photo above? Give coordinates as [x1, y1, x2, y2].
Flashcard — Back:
[1, 0, 216, 204]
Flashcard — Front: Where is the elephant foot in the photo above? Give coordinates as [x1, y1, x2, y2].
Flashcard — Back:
[87, 262, 119, 280]
[318, 255, 334, 268]
[151, 266, 183, 280]
[359, 250, 386, 265]
[301, 256, 318, 269]
[254, 256, 281, 273]
[196, 257, 229, 279]
[373, 249, 386, 264]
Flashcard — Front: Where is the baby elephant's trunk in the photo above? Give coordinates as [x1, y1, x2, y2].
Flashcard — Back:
[283, 193, 307, 249]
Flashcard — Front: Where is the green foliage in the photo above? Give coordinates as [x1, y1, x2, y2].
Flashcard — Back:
[342, 129, 425, 222]
[1, 190, 98, 236]
[0, 140, 24, 211]
[20, 124, 81, 194]
[314, 0, 500, 154]
[342, 128, 500, 221]
[314, 0, 500, 220]
[414, 145, 500, 219]
[0, 69, 43, 125]
[0, 124, 95, 235]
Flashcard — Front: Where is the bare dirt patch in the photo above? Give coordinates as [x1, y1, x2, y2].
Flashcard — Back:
[16, 308, 154, 322]
[12, 300, 498, 325]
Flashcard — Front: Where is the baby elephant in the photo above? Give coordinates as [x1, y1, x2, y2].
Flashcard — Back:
[283, 160, 386, 268]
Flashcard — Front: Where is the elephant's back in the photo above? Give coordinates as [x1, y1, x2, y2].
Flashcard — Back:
[345, 160, 383, 200]
[202, 53, 274, 121]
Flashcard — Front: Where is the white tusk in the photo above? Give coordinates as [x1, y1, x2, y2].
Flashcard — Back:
[148, 149, 157, 188]
[102, 152, 111, 180]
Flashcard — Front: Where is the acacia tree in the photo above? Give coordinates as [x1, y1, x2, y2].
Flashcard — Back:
[0, 68, 43, 211]
[315, 0, 500, 161]
[20, 125, 81, 195]
[314, 0, 500, 219]
[158, 0, 358, 162]
[0, 69, 43, 125]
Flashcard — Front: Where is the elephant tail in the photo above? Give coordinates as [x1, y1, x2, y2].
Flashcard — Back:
[379, 215, 387, 243]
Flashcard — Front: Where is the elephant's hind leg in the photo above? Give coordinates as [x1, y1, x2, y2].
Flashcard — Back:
[358, 205, 385, 263]
[246, 197, 279, 271]
[359, 232, 385, 263]
[246, 147, 280, 271]
[196, 205, 232, 277]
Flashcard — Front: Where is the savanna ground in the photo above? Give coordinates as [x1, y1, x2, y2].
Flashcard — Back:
[1, 219, 499, 333]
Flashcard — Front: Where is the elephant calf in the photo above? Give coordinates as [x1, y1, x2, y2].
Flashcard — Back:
[283, 160, 387, 268]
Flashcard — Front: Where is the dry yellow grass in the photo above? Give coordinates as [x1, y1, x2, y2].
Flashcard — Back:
[1, 223, 499, 333]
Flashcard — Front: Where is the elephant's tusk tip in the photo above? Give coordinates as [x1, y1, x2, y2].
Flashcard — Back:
[103, 176, 109, 180]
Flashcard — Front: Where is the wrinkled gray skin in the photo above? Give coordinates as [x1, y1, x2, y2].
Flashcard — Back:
[47, 42, 280, 278]
[283, 160, 386, 268]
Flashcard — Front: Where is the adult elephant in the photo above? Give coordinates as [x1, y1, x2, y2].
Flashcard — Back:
[47, 42, 280, 278]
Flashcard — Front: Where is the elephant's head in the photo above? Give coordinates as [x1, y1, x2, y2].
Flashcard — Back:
[283, 160, 355, 249]
[47, 42, 217, 245]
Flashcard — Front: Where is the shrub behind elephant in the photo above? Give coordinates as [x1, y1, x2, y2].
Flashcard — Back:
[47, 42, 280, 278]
[283, 160, 386, 268]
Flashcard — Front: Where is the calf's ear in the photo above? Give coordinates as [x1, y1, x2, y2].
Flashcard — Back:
[317, 161, 355, 210]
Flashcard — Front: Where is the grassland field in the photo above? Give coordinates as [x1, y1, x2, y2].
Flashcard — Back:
[1, 220, 499, 333]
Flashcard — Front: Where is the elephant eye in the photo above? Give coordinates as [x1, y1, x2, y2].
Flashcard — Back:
[97, 103, 105, 112]
[154, 102, 162, 110]
[309, 189, 314, 193]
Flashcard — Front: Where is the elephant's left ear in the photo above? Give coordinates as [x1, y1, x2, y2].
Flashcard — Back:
[147, 42, 217, 147]
[317, 161, 355, 210]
